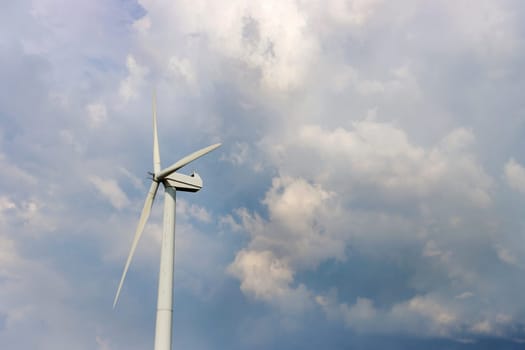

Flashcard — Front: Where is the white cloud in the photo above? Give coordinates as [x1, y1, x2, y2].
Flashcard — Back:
[0, 235, 19, 272]
[0, 196, 16, 212]
[0, 152, 37, 187]
[86, 102, 108, 128]
[443, 1, 520, 59]
[228, 249, 293, 302]
[504, 158, 525, 193]
[266, 121, 492, 209]
[263, 176, 333, 234]
[470, 320, 492, 334]
[219, 213, 243, 233]
[318, 293, 464, 337]
[220, 142, 264, 172]
[333, 65, 409, 96]
[118, 167, 145, 191]
[440, 128, 475, 152]
[168, 56, 198, 92]
[402, 295, 457, 327]
[313, 275, 523, 339]
[178, 199, 212, 223]
[0, 196, 56, 236]
[89, 175, 130, 209]
[320, 0, 383, 27]
[235, 176, 344, 269]
[136, 0, 318, 92]
[221, 142, 250, 166]
[119, 55, 148, 102]
[228, 249, 311, 313]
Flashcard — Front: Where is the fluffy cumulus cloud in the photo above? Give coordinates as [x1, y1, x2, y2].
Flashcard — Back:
[228, 249, 311, 313]
[266, 123, 492, 208]
[3, 0, 525, 349]
[225, 119, 523, 340]
[167, 0, 318, 91]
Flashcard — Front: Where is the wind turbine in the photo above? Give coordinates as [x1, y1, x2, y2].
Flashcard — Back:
[113, 93, 221, 350]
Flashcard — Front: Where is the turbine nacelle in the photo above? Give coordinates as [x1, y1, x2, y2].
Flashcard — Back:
[163, 171, 202, 192]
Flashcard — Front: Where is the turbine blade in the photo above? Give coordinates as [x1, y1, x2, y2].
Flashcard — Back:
[156, 143, 221, 180]
[113, 180, 159, 308]
[153, 90, 161, 175]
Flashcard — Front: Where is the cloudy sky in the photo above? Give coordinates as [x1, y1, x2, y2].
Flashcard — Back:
[2, 0, 525, 349]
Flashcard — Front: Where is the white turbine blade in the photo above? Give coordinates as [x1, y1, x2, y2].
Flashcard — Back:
[113, 180, 159, 308]
[153, 90, 161, 175]
[156, 143, 221, 180]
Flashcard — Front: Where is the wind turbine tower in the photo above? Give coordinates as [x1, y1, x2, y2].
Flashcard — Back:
[113, 93, 221, 350]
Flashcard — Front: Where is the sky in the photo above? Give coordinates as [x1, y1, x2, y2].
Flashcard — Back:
[2, 0, 525, 349]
